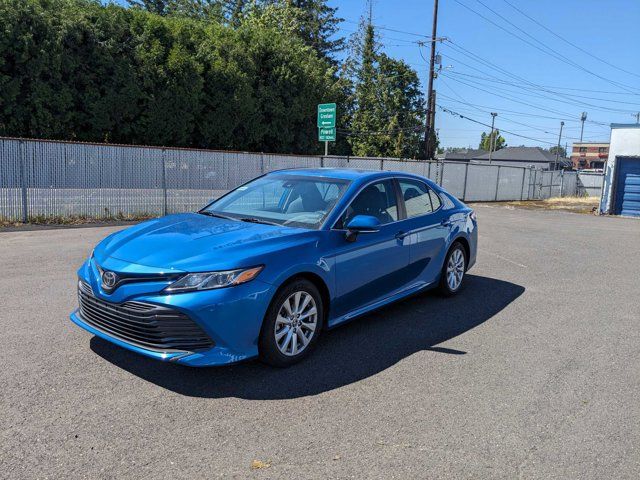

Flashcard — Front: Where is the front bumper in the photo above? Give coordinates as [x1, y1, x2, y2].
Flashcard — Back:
[70, 259, 275, 366]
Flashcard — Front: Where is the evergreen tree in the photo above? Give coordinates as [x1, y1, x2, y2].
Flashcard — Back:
[346, 19, 426, 158]
[126, 0, 171, 15]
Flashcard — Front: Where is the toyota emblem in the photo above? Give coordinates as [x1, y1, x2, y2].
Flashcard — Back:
[102, 270, 118, 290]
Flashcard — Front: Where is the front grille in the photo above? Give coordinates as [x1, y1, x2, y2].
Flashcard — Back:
[77, 281, 214, 353]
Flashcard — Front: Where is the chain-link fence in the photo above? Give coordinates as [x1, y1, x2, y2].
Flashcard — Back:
[0, 137, 592, 222]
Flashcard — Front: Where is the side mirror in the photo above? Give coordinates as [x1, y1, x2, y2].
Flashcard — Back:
[345, 215, 381, 241]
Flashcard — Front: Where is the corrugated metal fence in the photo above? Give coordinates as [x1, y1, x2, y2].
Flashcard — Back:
[576, 172, 605, 198]
[0, 137, 595, 222]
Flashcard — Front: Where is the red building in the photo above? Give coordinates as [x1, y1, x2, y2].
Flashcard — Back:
[570, 142, 609, 170]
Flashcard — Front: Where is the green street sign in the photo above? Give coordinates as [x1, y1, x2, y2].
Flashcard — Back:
[319, 127, 336, 142]
[317, 103, 336, 128]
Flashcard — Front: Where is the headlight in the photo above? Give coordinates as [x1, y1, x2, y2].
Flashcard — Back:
[163, 266, 263, 293]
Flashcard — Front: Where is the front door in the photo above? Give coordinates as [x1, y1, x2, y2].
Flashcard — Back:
[331, 180, 410, 317]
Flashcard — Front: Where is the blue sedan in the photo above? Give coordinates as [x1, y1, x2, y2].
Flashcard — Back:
[70, 169, 477, 367]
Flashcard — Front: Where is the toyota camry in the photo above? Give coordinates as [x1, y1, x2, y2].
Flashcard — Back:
[70, 169, 477, 367]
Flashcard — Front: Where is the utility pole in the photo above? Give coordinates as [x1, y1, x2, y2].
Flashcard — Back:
[555, 121, 564, 171]
[580, 112, 587, 142]
[488, 112, 497, 164]
[424, 0, 439, 160]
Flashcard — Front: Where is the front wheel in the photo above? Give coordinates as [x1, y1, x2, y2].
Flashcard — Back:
[438, 242, 467, 296]
[259, 279, 324, 367]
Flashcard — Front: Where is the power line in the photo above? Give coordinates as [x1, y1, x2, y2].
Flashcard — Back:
[342, 18, 431, 39]
[501, 0, 640, 80]
[337, 125, 424, 136]
[445, 71, 640, 106]
[441, 73, 598, 120]
[438, 42, 638, 117]
[437, 105, 558, 145]
[435, 86, 592, 141]
[452, 0, 640, 94]
[440, 93, 609, 138]
[441, 71, 639, 114]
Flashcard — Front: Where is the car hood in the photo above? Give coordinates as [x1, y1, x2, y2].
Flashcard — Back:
[94, 213, 316, 272]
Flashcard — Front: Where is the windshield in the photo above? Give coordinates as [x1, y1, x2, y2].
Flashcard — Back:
[201, 175, 351, 229]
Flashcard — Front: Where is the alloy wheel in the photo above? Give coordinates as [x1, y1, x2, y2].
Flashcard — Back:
[274, 291, 318, 356]
[446, 248, 465, 291]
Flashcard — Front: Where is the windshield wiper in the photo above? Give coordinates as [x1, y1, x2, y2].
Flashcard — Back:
[198, 211, 237, 221]
[239, 217, 280, 226]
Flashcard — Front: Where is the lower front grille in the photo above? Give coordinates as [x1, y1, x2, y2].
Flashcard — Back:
[77, 281, 214, 353]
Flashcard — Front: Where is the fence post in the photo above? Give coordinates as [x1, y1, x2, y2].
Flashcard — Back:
[462, 163, 469, 202]
[520, 167, 526, 201]
[18, 140, 28, 223]
[438, 161, 444, 186]
[260, 152, 265, 174]
[494, 165, 501, 201]
[380, 158, 384, 171]
[559, 169, 565, 197]
[161, 148, 168, 216]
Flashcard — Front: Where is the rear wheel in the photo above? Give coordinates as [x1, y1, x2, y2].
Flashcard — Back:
[439, 242, 466, 296]
[259, 279, 324, 367]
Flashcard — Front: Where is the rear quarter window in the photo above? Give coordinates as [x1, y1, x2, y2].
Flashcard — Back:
[438, 191, 457, 210]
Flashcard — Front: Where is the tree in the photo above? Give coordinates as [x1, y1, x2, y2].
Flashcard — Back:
[548, 145, 566, 158]
[346, 20, 425, 158]
[479, 130, 506, 151]
[0, 0, 343, 153]
[127, 0, 224, 20]
[282, 0, 344, 60]
[226, 0, 249, 27]
[126, 0, 171, 15]
[242, 0, 344, 61]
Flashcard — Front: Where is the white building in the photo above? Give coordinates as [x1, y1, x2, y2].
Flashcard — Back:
[599, 124, 640, 217]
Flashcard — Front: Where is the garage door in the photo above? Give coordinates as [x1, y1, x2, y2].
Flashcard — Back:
[614, 157, 640, 216]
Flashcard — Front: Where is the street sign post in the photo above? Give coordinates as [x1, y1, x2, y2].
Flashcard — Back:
[317, 103, 336, 128]
[318, 103, 337, 156]
[318, 127, 336, 142]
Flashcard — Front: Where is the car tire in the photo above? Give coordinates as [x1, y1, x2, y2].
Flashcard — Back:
[258, 279, 324, 367]
[438, 242, 467, 297]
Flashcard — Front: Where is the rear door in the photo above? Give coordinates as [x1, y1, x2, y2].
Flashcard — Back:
[395, 178, 452, 286]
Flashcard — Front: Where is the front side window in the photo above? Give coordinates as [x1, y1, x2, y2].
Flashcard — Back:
[398, 179, 439, 218]
[203, 175, 350, 229]
[338, 180, 398, 228]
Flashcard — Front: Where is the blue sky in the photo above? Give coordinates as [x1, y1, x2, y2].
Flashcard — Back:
[333, 0, 640, 150]
[111, 0, 640, 150]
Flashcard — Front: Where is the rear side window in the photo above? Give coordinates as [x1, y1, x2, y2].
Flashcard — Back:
[438, 191, 456, 210]
[429, 190, 442, 211]
[398, 179, 439, 218]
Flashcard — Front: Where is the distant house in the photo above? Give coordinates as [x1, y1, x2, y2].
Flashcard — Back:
[469, 147, 571, 170]
[442, 148, 485, 162]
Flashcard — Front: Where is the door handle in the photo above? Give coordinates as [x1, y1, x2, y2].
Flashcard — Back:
[441, 219, 452, 227]
[395, 231, 407, 240]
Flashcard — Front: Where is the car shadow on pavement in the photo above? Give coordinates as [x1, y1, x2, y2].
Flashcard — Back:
[91, 274, 524, 399]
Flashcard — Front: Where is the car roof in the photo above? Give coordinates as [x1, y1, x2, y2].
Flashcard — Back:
[270, 168, 425, 182]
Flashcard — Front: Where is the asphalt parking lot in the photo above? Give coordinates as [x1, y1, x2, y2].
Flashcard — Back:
[1, 205, 639, 479]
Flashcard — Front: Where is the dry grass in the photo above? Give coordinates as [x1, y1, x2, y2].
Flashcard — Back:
[0, 213, 156, 229]
[544, 196, 600, 205]
[472, 196, 600, 215]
